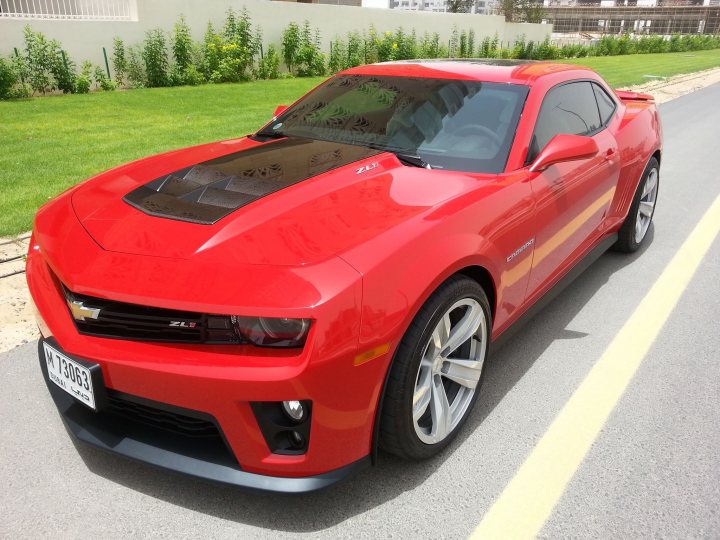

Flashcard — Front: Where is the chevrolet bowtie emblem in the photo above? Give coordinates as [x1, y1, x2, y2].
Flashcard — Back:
[67, 300, 101, 321]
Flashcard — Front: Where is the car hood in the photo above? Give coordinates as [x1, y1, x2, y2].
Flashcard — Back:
[71, 136, 478, 266]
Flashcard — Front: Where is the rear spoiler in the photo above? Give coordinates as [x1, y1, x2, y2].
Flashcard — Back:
[614, 90, 655, 102]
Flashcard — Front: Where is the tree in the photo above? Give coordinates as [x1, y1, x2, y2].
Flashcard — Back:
[497, 0, 545, 22]
[522, 0, 546, 23]
[446, 0, 474, 13]
[497, 0, 519, 22]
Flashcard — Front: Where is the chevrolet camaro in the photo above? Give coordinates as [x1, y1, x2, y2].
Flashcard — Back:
[27, 59, 662, 493]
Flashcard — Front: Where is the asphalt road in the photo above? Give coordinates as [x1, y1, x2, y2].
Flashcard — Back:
[2, 83, 719, 539]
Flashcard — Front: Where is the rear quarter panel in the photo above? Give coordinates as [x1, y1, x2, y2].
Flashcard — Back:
[608, 97, 663, 222]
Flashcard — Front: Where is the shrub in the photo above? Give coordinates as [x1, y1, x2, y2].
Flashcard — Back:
[257, 44, 280, 79]
[112, 37, 127, 86]
[20, 26, 78, 94]
[511, 35, 527, 58]
[23, 26, 53, 94]
[460, 30, 470, 58]
[75, 61, 93, 93]
[376, 30, 396, 62]
[219, 8, 260, 81]
[347, 32, 364, 67]
[616, 33, 633, 55]
[169, 16, 204, 86]
[142, 28, 170, 87]
[170, 63, 204, 86]
[126, 44, 146, 88]
[449, 26, 460, 57]
[94, 65, 116, 91]
[418, 32, 439, 59]
[362, 26, 378, 64]
[329, 38, 347, 73]
[11, 83, 32, 99]
[292, 22, 325, 77]
[202, 23, 222, 80]
[49, 44, 76, 94]
[0, 57, 18, 99]
[172, 15, 193, 72]
[202, 9, 261, 83]
[282, 22, 301, 73]
[393, 28, 417, 61]
[480, 34, 500, 58]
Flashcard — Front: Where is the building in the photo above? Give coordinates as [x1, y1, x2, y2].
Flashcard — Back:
[276, 0, 362, 5]
[547, 0, 714, 5]
[388, 0, 499, 16]
[543, 2, 720, 33]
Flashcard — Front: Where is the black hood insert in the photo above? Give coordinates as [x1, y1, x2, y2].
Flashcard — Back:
[123, 137, 381, 225]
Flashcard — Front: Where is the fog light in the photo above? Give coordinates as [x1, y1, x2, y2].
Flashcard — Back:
[289, 430, 305, 448]
[282, 400, 304, 422]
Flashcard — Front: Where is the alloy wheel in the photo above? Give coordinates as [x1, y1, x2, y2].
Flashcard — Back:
[635, 167, 658, 244]
[412, 298, 487, 444]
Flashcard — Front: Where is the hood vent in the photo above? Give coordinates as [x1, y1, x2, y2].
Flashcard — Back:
[123, 137, 380, 225]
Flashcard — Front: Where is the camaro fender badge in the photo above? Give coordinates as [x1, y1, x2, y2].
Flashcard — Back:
[169, 321, 197, 328]
[356, 162, 378, 175]
[506, 238, 535, 263]
[67, 300, 101, 321]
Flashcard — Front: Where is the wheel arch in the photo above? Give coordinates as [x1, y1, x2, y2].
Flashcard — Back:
[456, 265, 497, 322]
[652, 148, 661, 166]
[370, 262, 498, 463]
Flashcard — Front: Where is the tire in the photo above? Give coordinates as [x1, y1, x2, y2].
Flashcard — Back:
[379, 275, 491, 460]
[613, 157, 660, 253]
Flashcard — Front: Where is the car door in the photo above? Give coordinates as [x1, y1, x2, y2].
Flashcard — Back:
[525, 80, 620, 301]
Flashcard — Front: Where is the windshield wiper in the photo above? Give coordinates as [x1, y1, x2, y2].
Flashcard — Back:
[361, 142, 432, 169]
[253, 129, 286, 140]
[394, 153, 432, 169]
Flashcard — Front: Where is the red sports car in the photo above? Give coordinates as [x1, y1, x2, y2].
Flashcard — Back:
[27, 60, 662, 493]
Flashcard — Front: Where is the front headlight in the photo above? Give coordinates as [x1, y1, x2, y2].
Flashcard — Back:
[230, 316, 311, 348]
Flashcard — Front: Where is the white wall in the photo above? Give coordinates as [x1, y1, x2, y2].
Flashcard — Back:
[0, 0, 551, 67]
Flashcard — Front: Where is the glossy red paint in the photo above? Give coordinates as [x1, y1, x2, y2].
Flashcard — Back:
[27, 60, 662, 487]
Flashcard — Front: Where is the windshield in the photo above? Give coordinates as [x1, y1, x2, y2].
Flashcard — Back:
[261, 74, 529, 174]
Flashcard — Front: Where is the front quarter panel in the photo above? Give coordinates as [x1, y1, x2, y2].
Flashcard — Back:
[343, 169, 536, 376]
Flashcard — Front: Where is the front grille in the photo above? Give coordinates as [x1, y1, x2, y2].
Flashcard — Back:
[63, 288, 241, 344]
[106, 394, 218, 438]
[62, 388, 241, 469]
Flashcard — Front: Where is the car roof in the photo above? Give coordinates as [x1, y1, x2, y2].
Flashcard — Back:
[341, 59, 594, 86]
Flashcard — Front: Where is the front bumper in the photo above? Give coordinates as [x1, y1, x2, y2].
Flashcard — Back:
[26, 206, 394, 491]
[38, 339, 369, 493]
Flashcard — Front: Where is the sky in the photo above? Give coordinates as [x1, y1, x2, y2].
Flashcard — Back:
[362, 0, 391, 8]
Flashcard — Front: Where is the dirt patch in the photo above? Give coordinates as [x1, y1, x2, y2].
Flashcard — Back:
[1, 68, 719, 353]
[621, 66, 720, 104]
[0, 235, 38, 353]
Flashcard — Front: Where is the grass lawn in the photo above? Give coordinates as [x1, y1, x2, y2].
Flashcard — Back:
[2, 48, 720, 236]
[558, 48, 720, 87]
[0, 77, 324, 236]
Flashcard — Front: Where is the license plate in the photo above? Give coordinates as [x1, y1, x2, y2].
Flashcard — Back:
[43, 343, 96, 410]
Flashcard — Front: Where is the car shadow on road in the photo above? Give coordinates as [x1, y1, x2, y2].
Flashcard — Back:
[75, 229, 654, 533]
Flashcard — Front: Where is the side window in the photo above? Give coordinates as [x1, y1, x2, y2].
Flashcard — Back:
[528, 81, 602, 163]
[592, 83, 617, 126]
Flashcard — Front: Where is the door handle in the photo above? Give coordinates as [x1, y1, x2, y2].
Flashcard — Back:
[604, 148, 617, 160]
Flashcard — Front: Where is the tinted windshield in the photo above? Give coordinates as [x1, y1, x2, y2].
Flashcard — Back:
[263, 75, 529, 174]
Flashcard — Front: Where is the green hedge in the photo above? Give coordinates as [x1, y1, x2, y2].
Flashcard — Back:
[2, 9, 720, 99]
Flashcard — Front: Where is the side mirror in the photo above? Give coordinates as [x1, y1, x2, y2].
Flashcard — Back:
[273, 104, 288, 118]
[529, 134, 599, 173]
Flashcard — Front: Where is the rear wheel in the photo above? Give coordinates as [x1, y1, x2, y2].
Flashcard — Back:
[380, 276, 491, 460]
[614, 157, 659, 253]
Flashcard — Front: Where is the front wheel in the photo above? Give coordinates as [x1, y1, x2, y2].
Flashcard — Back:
[614, 157, 659, 253]
[379, 276, 491, 460]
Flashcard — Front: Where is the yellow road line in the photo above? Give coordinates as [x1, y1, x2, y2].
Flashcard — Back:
[471, 193, 720, 540]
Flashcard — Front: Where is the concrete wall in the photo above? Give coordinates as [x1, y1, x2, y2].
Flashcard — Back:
[0, 0, 551, 67]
